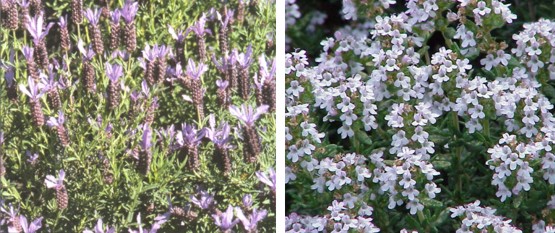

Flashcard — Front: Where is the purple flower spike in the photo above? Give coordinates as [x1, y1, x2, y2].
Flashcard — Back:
[46, 110, 65, 128]
[130, 91, 141, 102]
[242, 194, 252, 208]
[216, 79, 229, 89]
[142, 44, 157, 62]
[26, 150, 39, 164]
[105, 63, 123, 82]
[1, 50, 15, 87]
[128, 213, 166, 233]
[110, 9, 121, 24]
[20, 215, 43, 233]
[141, 80, 150, 96]
[19, 76, 45, 100]
[140, 124, 152, 151]
[212, 205, 240, 232]
[121, 0, 139, 23]
[212, 54, 229, 73]
[40, 69, 59, 91]
[18, 0, 30, 7]
[235, 207, 268, 232]
[26, 12, 54, 44]
[58, 15, 68, 27]
[229, 104, 269, 127]
[216, 9, 234, 28]
[185, 59, 208, 80]
[0, 131, 4, 145]
[235, 45, 253, 69]
[0, 203, 19, 225]
[77, 39, 96, 61]
[22, 46, 34, 61]
[85, 8, 102, 25]
[156, 125, 175, 144]
[188, 14, 211, 36]
[45, 169, 65, 190]
[256, 167, 276, 192]
[176, 123, 204, 147]
[190, 190, 214, 210]
[258, 55, 276, 82]
[83, 218, 115, 233]
[0, 203, 26, 233]
[154, 44, 169, 58]
[168, 25, 186, 43]
[206, 121, 231, 147]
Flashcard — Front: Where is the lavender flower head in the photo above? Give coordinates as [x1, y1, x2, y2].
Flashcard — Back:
[141, 80, 150, 96]
[186, 59, 208, 80]
[26, 12, 54, 44]
[140, 124, 152, 151]
[255, 167, 276, 192]
[45, 169, 65, 190]
[156, 125, 176, 145]
[18, 0, 30, 7]
[1, 50, 15, 86]
[105, 63, 123, 82]
[110, 9, 121, 23]
[173, 63, 183, 78]
[46, 110, 65, 128]
[111, 50, 130, 60]
[154, 44, 169, 58]
[258, 55, 276, 82]
[40, 68, 59, 91]
[58, 15, 68, 27]
[212, 54, 230, 73]
[85, 8, 102, 25]
[216, 80, 229, 90]
[77, 39, 96, 61]
[188, 14, 211, 36]
[142, 44, 158, 62]
[26, 150, 39, 164]
[235, 207, 268, 232]
[212, 205, 240, 232]
[168, 25, 186, 43]
[121, 0, 139, 23]
[190, 190, 214, 210]
[83, 219, 115, 233]
[235, 45, 253, 69]
[130, 91, 141, 104]
[175, 123, 204, 147]
[22, 46, 34, 61]
[229, 104, 269, 127]
[216, 9, 234, 28]
[128, 213, 167, 233]
[242, 194, 252, 208]
[0, 131, 4, 145]
[205, 119, 231, 147]
[0, 203, 22, 232]
[20, 215, 43, 233]
[0, 203, 18, 224]
[19, 76, 45, 100]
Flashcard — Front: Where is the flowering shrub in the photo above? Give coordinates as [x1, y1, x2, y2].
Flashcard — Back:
[0, 0, 275, 232]
[286, 0, 555, 232]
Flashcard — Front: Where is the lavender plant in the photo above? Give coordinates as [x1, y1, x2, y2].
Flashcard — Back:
[188, 14, 211, 62]
[286, 0, 555, 232]
[0, 0, 275, 231]
[46, 110, 70, 147]
[85, 8, 104, 55]
[19, 76, 45, 126]
[121, 0, 138, 52]
[44, 169, 68, 210]
[25, 12, 53, 68]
